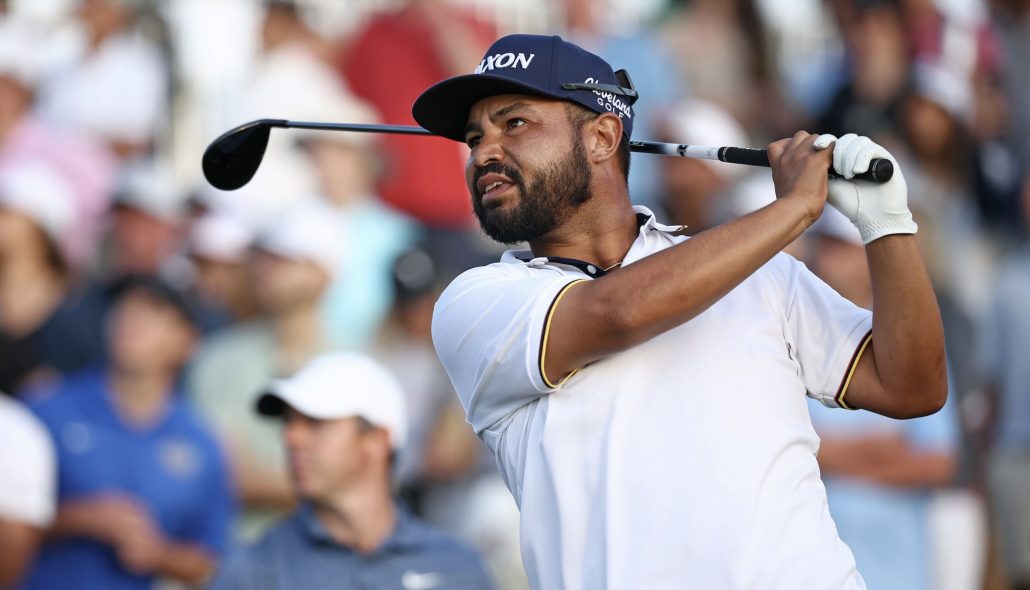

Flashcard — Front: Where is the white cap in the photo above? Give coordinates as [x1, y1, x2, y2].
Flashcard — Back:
[912, 59, 972, 121]
[114, 159, 186, 223]
[257, 352, 408, 449]
[189, 213, 253, 263]
[0, 19, 47, 88]
[253, 203, 344, 278]
[0, 161, 76, 242]
[666, 99, 751, 181]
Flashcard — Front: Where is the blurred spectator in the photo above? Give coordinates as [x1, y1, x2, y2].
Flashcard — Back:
[991, 0, 1030, 158]
[562, 0, 685, 212]
[373, 247, 527, 589]
[0, 162, 105, 394]
[103, 159, 187, 281]
[337, 0, 493, 230]
[0, 16, 117, 273]
[185, 211, 258, 332]
[296, 94, 419, 349]
[901, 60, 998, 339]
[228, 0, 358, 226]
[187, 204, 343, 542]
[0, 394, 55, 588]
[804, 206, 967, 590]
[20, 275, 233, 590]
[659, 98, 751, 233]
[37, 0, 170, 159]
[210, 351, 495, 590]
[373, 248, 475, 491]
[818, 0, 911, 140]
[976, 171, 1030, 590]
[663, 0, 792, 138]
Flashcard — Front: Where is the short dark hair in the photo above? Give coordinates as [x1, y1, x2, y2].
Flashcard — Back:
[564, 103, 631, 181]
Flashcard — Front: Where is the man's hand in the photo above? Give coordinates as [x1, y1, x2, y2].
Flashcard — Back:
[55, 494, 169, 573]
[767, 131, 833, 222]
[814, 133, 918, 244]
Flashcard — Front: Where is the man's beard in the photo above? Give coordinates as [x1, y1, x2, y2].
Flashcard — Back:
[471, 138, 592, 245]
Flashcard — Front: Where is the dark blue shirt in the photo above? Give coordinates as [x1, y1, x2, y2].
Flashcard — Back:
[22, 369, 235, 590]
[209, 503, 494, 590]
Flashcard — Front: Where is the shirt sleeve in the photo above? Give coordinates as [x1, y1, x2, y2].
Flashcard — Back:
[432, 265, 584, 433]
[778, 255, 873, 409]
[0, 398, 56, 527]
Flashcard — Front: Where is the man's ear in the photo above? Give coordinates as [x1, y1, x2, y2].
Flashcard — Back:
[586, 113, 623, 166]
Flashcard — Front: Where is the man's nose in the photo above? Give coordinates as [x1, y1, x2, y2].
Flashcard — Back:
[471, 130, 504, 169]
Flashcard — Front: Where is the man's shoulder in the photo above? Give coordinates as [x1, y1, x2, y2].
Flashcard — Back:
[21, 369, 103, 419]
[210, 517, 303, 590]
[393, 513, 486, 566]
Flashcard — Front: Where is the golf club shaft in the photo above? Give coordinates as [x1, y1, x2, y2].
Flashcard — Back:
[264, 119, 894, 183]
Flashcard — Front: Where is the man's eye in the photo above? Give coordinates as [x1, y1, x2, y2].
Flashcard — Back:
[507, 118, 526, 130]
[466, 135, 481, 148]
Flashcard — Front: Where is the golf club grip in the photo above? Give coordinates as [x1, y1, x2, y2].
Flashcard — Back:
[718, 147, 894, 183]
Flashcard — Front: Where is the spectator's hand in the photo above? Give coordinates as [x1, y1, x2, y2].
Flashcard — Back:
[815, 133, 917, 244]
[115, 529, 169, 575]
[767, 131, 832, 222]
[63, 494, 168, 572]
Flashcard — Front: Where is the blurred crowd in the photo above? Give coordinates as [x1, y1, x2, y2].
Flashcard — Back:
[0, 0, 1027, 588]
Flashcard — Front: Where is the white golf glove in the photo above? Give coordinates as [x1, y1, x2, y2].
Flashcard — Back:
[813, 133, 917, 244]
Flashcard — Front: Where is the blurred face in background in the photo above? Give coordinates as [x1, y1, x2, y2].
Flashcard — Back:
[0, 206, 64, 274]
[305, 139, 377, 205]
[0, 206, 44, 258]
[282, 409, 389, 502]
[76, 0, 131, 42]
[0, 76, 32, 131]
[661, 158, 724, 232]
[191, 255, 253, 320]
[107, 289, 196, 374]
[110, 207, 181, 275]
[250, 250, 328, 315]
[903, 95, 958, 164]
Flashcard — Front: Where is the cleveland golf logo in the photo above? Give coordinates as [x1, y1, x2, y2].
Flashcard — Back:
[474, 52, 535, 74]
[584, 77, 633, 120]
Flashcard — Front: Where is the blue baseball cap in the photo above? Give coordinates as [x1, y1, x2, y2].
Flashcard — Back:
[412, 34, 638, 143]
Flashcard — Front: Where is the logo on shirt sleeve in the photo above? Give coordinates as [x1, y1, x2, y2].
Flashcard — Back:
[402, 570, 443, 590]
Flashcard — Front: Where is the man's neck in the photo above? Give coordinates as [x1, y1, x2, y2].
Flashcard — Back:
[528, 199, 640, 273]
[313, 487, 397, 555]
[272, 305, 323, 372]
[108, 366, 173, 426]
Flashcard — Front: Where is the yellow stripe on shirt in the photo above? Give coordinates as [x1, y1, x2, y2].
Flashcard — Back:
[835, 330, 873, 410]
[539, 280, 587, 389]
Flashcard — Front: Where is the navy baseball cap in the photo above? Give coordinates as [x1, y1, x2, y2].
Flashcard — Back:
[413, 34, 638, 143]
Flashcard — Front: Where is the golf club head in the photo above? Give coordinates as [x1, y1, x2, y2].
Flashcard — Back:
[202, 119, 286, 191]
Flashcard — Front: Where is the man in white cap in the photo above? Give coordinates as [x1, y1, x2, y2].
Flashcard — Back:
[210, 351, 494, 590]
[188, 204, 346, 541]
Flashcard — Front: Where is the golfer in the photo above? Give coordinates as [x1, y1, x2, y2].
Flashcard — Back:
[414, 34, 947, 589]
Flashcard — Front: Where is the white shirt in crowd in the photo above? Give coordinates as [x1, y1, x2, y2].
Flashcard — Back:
[0, 395, 56, 528]
[433, 207, 872, 590]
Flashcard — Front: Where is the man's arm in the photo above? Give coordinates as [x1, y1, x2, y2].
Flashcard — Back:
[545, 131, 831, 384]
[0, 520, 43, 588]
[817, 433, 956, 487]
[818, 134, 947, 418]
[842, 236, 948, 418]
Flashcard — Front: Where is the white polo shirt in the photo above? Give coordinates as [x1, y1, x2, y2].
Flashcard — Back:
[433, 207, 872, 589]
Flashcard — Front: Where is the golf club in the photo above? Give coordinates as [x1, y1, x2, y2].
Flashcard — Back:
[202, 118, 894, 192]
